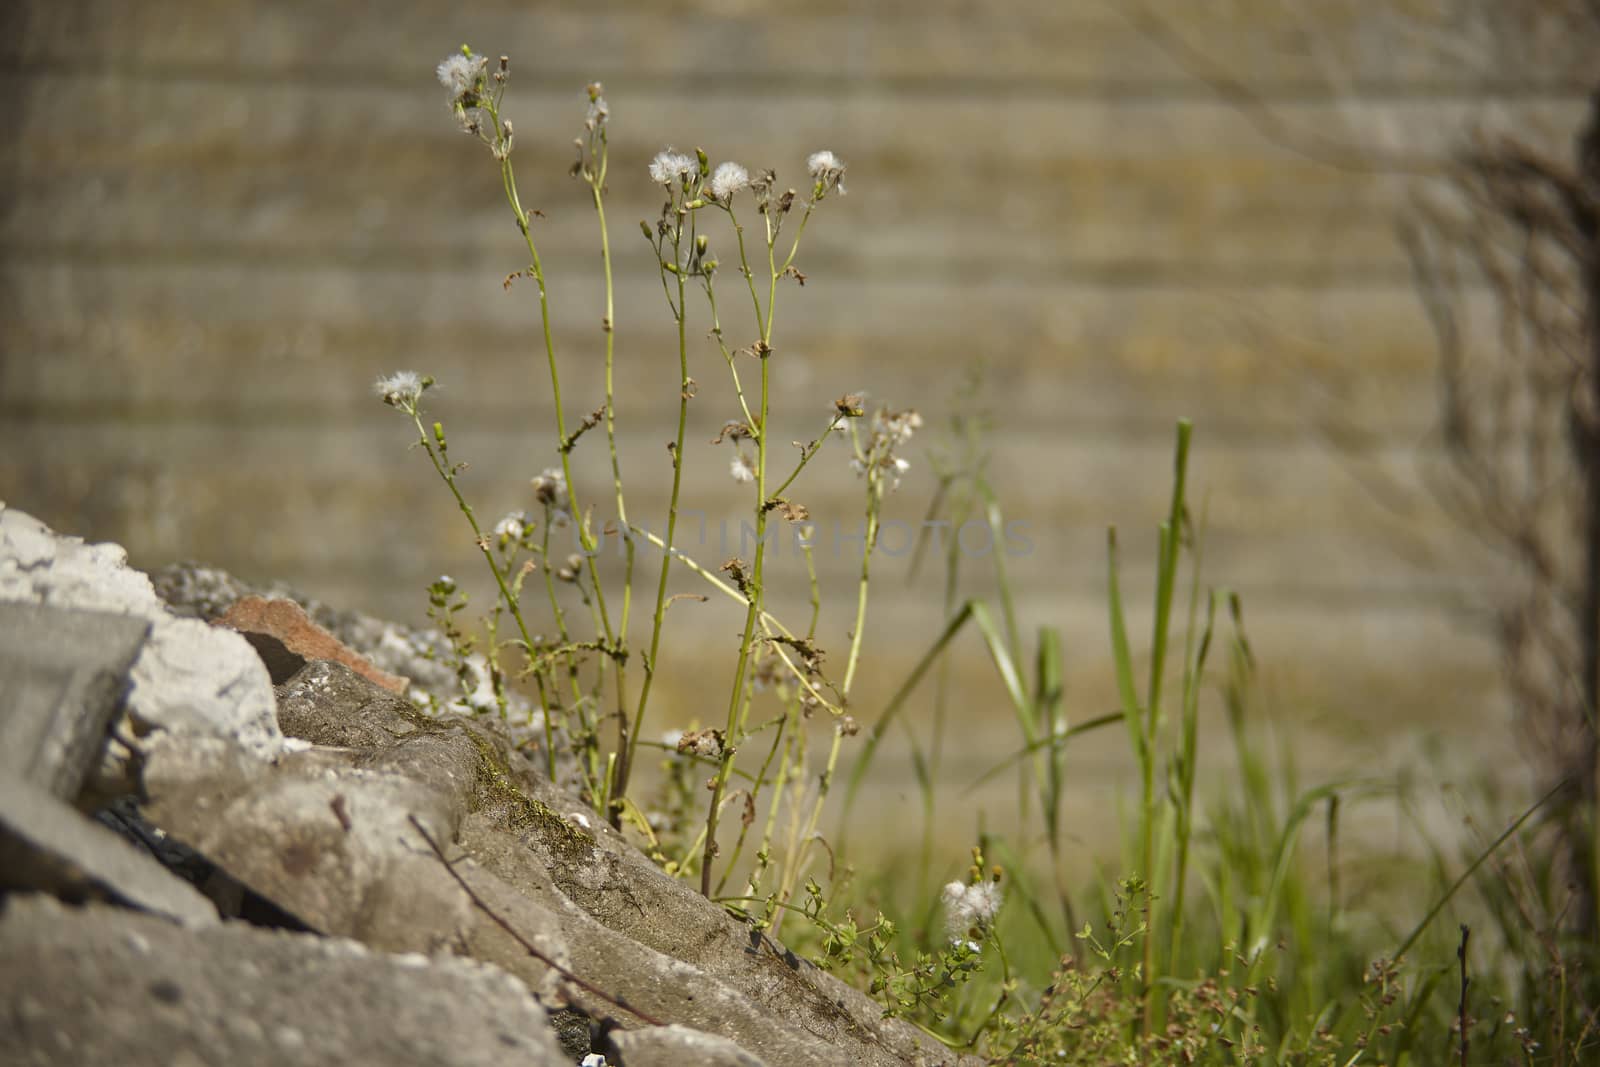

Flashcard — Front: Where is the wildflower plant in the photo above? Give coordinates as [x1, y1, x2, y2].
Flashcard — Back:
[382, 43, 897, 920]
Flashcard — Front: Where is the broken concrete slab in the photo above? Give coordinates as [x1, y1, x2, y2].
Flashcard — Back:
[0, 505, 284, 797]
[0, 894, 570, 1067]
[139, 736, 474, 951]
[606, 1024, 770, 1067]
[0, 776, 218, 928]
[0, 601, 149, 800]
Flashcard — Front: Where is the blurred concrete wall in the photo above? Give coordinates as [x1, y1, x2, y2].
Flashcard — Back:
[3, 1, 1592, 822]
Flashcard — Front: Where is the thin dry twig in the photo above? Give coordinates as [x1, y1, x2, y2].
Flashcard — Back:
[407, 813, 666, 1027]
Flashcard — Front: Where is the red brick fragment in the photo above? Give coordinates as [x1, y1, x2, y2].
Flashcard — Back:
[216, 596, 409, 694]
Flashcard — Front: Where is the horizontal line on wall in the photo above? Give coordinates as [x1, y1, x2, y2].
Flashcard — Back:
[0, 58, 1592, 105]
[0, 399, 1449, 449]
[0, 241, 1434, 290]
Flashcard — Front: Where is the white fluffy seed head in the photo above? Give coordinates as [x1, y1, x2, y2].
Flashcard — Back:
[436, 53, 486, 101]
[374, 371, 426, 409]
[941, 879, 1002, 939]
[807, 150, 842, 176]
[710, 161, 750, 201]
[649, 149, 695, 186]
[806, 149, 847, 194]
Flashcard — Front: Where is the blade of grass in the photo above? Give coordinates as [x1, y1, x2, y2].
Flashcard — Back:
[1106, 527, 1146, 766]
[978, 481, 1022, 667]
[1248, 778, 1388, 968]
[1035, 626, 1065, 846]
[1393, 776, 1569, 962]
[970, 601, 1032, 737]
[1145, 418, 1192, 741]
[964, 712, 1124, 793]
[842, 601, 976, 821]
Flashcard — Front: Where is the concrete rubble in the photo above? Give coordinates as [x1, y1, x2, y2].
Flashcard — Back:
[0, 502, 980, 1066]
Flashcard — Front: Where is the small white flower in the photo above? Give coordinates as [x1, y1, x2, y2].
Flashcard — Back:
[661, 729, 685, 748]
[436, 53, 487, 102]
[881, 408, 922, 446]
[888, 457, 912, 491]
[941, 879, 1002, 940]
[730, 454, 756, 484]
[373, 371, 427, 410]
[649, 149, 695, 186]
[530, 468, 567, 507]
[807, 149, 847, 194]
[586, 96, 609, 128]
[494, 512, 527, 540]
[710, 161, 750, 201]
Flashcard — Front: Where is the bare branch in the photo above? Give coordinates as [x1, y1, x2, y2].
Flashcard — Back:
[407, 814, 667, 1027]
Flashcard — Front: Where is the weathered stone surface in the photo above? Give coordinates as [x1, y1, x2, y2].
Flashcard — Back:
[459, 798, 968, 1066]
[145, 659, 974, 1065]
[92, 796, 294, 925]
[139, 736, 476, 950]
[607, 1024, 770, 1067]
[0, 506, 284, 794]
[275, 658, 423, 749]
[0, 895, 569, 1067]
[218, 594, 409, 693]
[0, 601, 149, 800]
[0, 776, 218, 929]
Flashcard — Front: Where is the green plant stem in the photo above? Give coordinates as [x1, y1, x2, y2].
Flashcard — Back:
[716, 709, 792, 898]
[539, 509, 596, 793]
[774, 719, 850, 936]
[703, 279, 758, 430]
[740, 535, 821, 901]
[702, 352, 772, 896]
[622, 210, 693, 808]
[409, 414, 541, 700]
[487, 106, 621, 770]
[701, 196, 801, 897]
[840, 486, 882, 699]
[589, 133, 637, 810]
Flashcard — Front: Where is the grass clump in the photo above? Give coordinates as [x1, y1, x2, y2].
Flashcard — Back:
[375, 43, 1598, 1063]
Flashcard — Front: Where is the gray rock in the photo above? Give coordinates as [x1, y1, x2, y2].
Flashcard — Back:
[0, 776, 218, 928]
[0, 894, 570, 1067]
[275, 657, 426, 749]
[139, 734, 479, 951]
[607, 1024, 770, 1066]
[143, 659, 974, 1066]
[0, 506, 285, 795]
[0, 601, 149, 800]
